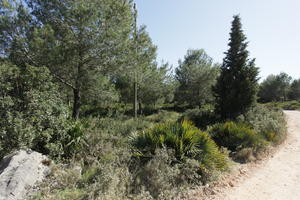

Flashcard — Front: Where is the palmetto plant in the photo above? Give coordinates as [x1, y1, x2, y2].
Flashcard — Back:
[132, 120, 228, 171]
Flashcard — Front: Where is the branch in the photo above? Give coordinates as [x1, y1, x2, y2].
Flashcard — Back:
[52, 73, 76, 90]
[23, 51, 76, 90]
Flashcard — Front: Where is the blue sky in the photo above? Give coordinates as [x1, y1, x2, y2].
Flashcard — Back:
[134, 0, 300, 80]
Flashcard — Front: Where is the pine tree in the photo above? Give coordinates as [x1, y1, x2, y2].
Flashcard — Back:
[1, 0, 134, 119]
[214, 15, 259, 120]
[289, 79, 300, 101]
[175, 49, 219, 108]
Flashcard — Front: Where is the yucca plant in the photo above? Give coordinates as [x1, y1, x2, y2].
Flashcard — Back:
[132, 120, 228, 171]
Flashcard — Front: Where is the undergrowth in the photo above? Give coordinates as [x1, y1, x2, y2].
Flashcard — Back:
[28, 106, 286, 199]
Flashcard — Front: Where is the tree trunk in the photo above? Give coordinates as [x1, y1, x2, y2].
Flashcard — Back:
[133, 81, 138, 118]
[139, 101, 142, 115]
[72, 88, 81, 120]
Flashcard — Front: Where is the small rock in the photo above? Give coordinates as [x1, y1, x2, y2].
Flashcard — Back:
[229, 181, 234, 187]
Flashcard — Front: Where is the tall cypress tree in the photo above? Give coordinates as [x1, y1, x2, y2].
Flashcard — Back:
[214, 15, 259, 120]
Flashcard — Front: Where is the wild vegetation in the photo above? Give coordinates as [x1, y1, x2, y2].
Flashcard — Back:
[0, 0, 292, 199]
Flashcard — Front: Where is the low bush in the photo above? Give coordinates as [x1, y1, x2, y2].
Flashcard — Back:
[208, 122, 267, 161]
[145, 110, 180, 123]
[132, 120, 229, 179]
[264, 101, 300, 111]
[31, 117, 135, 200]
[132, 149, 183, 199]
[239, 104, 287, 145]
[180, 105, 217, 129]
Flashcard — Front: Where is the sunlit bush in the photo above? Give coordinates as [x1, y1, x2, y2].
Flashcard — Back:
[208, 121, 267, 160]
[132, 120, 228, 173]
[239, 104, 287, 144]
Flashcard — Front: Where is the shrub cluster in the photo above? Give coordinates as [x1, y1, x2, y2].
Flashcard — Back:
[180, 104, 217, 129]
[30, 119, 229, 199]
[208, 122, 267, 162]
[209, 122, 266, 152]
[132, 120, 229, 180]
[208, 104, 287, 162]
[0, 64, 82, 159]
[239, 104, 287, 145]
[264, 101, 300, 111]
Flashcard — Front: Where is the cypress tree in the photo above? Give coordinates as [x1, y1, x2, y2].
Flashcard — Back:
[214, 15, 259, 120]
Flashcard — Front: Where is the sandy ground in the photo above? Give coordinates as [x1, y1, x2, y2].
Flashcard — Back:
[217, 110, 300, 200]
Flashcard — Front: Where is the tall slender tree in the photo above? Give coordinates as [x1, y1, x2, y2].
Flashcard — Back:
[214, 15, 259, 120]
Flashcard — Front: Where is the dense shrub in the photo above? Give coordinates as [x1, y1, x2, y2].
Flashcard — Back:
[208, 122, 267, 158]
[264, 101, 300, 111]
[180, 105, 217, 129]
[0, 63, 78, 159]
[28, 104, 286, 199]
[31, 117, 159, 200]
[238, 104, 287, 144]
[132, 120, 228, 174]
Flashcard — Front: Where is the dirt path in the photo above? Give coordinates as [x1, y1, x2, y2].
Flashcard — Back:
[219, 111, 300, 200]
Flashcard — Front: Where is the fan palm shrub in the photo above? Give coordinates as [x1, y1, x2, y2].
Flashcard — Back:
[132, 120, 228, 172]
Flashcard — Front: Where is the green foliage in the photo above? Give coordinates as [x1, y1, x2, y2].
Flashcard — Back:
[81, 74, 120, 108]
[132, 120, 228, 172]
[238, 104, 287, 144]
[258, 73, 292, 102]
[1, 2, 290, 199]
[180, 105, 217, 129]
[175, 49, 219, 107]
[116, 49, 175, 114]
[214, 15, 259, 120]
[145, 110, 180, 124]
[81, 103, 132, 118]
[289, 79, 300, 101]
[264, 101, 300, 111]
[29, 105, 287, 199]
[63, 122, 87, 158]
[1, 0, 134, 118]
[0, 63, 77, 159]
[210, 105, 287, 162]
[208, 122, 266, 154]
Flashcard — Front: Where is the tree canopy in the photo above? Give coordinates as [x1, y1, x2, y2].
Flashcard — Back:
[175, 49, 219, 108]
[258, 73, 292, 102]
[1, 0, 134, 119]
